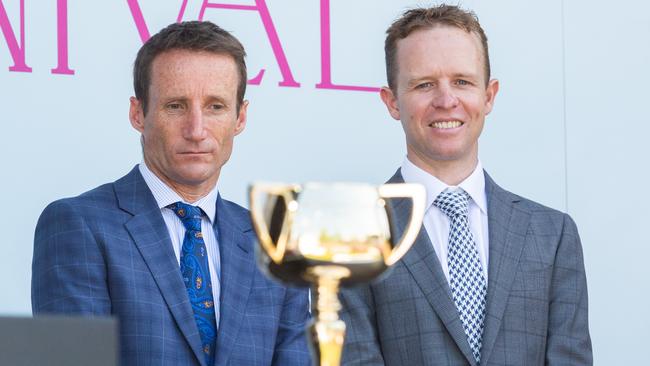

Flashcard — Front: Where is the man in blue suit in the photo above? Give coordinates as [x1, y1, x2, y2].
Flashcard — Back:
[340, 5, 592, 365]
[32, 21, 310, 366]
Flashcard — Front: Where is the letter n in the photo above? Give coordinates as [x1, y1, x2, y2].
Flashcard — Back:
[0, 0, 31, 72]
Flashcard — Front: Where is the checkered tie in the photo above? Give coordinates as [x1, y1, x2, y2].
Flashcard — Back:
[434, 189, 487, 363]
[169, 202, 217, 366]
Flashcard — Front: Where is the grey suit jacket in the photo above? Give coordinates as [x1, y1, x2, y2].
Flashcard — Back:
[340, 170, 592, 365]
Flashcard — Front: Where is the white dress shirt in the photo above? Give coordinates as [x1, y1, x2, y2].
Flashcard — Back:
[139, 163, 222, 326]
[400, 158, 490, 281]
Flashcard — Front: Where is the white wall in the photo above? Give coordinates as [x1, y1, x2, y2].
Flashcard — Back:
[563, 1, 650, 363]
[1, 0, 648, 363]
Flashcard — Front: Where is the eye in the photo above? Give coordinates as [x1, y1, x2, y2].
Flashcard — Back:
[166, 102, 183, 110]
[455, 79, 470, 86]
[209, 103, 224, 111]
[415, 82, 433, 90]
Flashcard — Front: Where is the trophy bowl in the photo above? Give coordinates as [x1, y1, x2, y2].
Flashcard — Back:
[249, 182, 425, 366]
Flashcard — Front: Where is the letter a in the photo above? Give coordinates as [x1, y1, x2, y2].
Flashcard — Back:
[198, 0, 300, 87]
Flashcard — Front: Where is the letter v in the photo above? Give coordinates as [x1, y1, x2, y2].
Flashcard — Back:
[126, 0, 190, 43]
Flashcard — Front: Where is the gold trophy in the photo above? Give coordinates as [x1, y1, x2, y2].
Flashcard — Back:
[249, 182, 425, 366]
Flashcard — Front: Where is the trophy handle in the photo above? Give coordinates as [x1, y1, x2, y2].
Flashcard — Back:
[378, 183, 426, 266]
[249, 183, 299, 264]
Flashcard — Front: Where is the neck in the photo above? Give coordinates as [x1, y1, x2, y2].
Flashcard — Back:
[407, 153, 478, 186]
[166, 182, 214, 204]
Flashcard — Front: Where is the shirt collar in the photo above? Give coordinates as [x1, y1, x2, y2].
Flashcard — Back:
[138, 162, 218, 223]
[400, 157, 487, 214]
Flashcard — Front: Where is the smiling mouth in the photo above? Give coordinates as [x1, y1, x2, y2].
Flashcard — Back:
[429, 120, 463, 129]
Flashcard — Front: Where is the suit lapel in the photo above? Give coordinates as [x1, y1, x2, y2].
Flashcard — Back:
[478, 173, 530, 363]
[213, 195, 254, 366]
[115, 167, 206, 366]
[387, 171, 478, 365]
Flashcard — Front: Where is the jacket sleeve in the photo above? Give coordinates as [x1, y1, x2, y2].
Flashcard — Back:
[545, 214, 592, 365]
[31, 199, 111, 315]
[271, 286, 312, 365]
[339, 285, 386, 366]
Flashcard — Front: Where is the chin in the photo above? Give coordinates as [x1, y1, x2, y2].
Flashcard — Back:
[174, 168, 213, 183]
[427, 147, 461, 158]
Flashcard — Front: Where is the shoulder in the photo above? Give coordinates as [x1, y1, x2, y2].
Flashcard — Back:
[34, 183, 121, 265]
[40, 182, 119, 219]
[40, 182, 114, 216]
[37, 167, 142, 229]
[519, 194, 578, 236]
[511, 191, 565, 217]
[487, 175, 578, 237]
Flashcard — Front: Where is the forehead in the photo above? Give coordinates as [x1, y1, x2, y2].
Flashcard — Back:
[149, 49, 239, 94]
[394, 25, 485, 80]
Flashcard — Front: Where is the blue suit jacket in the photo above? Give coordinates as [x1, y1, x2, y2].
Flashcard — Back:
[32, 167, 311, 366]
[340, 170, 592, 365]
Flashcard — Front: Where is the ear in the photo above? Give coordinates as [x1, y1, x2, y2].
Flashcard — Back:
[234, 100, 248, 136]
[129, 97, 145, 133]
[484, 79, 499, 115]
[380, 86, 401, 121]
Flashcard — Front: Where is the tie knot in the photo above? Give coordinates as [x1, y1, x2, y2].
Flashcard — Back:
[168, 202, 203, 231]
[433, 189, 470, 219]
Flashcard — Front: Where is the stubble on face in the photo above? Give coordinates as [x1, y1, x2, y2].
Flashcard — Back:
[130, 50, 247, 202]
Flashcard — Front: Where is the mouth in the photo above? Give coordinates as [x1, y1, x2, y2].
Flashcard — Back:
[178, 151, 211, 156]
[428, 120, 464, 129]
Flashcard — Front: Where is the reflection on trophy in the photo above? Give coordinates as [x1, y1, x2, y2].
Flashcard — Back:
[249, 182, 425, 366]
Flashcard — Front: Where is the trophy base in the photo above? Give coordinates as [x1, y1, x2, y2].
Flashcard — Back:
[306, 265, 350, 366]
[308, 317, 345, 366]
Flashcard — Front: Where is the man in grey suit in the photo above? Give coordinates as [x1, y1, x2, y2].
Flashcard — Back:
[340, 5, 592, 365]
[32, 21, 310, 365]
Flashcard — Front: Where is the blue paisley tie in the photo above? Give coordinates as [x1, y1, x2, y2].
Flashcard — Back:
[169, 202, 217, 365]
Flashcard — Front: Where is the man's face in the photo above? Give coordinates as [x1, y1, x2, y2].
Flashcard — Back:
[129, 49, 247, 194]
[381, 26, 498, 174]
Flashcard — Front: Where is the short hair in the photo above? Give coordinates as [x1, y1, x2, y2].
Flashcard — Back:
[385, 4, 490, 91]
[133, 21, 247, 115]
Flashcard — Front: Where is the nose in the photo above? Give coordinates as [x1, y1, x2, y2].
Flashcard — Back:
[431, 83, 459, 109]
[183, 105, 208, 141]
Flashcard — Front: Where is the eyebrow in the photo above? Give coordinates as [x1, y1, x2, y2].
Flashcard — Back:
[406, 77, 432, 87]
[161, 96, 186, 103]
[451, 72, 479, 80]
[406, 72, 480, 86]
[160, 95, 229, 105]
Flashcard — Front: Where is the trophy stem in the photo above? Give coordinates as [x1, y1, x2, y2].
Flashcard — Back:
[308, 265, 351, 366]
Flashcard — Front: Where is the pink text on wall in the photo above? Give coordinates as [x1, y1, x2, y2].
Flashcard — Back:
[1, 0, 379, 92]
